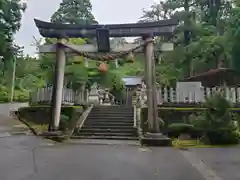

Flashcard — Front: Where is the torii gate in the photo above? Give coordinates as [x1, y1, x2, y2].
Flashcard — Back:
[34, 18, 178, 139]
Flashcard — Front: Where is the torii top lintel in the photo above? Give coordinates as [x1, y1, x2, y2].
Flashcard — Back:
[34, 19, 179, 38]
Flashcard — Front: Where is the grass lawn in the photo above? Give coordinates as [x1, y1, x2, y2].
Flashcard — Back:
[172, 139, 240, 148]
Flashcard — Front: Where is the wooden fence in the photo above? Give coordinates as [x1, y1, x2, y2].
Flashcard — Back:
[138, 87, 240, 104]
[31, 86, 240, 105]
[30, 87, 86, 104]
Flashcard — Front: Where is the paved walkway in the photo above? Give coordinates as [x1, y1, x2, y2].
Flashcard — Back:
[190, 148, 240, 180]
[0, 135, 238, 180]
[0, 136, 205, 180]
[0, 114, 30, 137]
[0, 115, 239, 180]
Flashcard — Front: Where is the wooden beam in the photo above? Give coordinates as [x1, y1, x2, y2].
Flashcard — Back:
[38, 43, 174, 53]
[34, 19, 178, 38]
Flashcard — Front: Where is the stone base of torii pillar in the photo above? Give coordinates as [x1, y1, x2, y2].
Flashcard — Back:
[141, 132, 172, 146]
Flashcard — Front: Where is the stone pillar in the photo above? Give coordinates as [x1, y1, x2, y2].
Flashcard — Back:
[115, 59, 119, 68]
[50, 39, 66, 131]
[158, 54, 163, 64]
[141, 36, 172, 146]
[143, 35, 154, 131]
[152, 51, 160, 133]
[89, 83, 99, 104]
[84, 57, 89, 67]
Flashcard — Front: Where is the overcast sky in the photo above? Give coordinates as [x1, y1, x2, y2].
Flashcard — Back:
[15, 0, 157, 56]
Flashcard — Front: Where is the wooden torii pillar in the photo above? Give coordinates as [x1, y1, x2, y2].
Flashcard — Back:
[143, 34, 162, 133]
[49, 40, 66, 131]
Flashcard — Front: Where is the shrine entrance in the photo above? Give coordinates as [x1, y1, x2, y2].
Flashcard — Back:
[34, 18, 178, 136]
[122, 76, 143, 105]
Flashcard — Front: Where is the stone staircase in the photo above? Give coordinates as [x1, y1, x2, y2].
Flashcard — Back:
[77, 105, 138, 140]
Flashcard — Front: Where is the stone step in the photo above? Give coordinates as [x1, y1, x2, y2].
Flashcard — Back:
[93, 106, 133, 108]
[88, 113, 134, 118]
[83, 122, 134, 126]
[88, 116, 133, 119]
[84, 120, 134, 124]
[78, 132, 136, 137]
[71, 135, 139, 140]
[89, 113, 133, 116]
[87, 116, 133, 121]
[80, 128, 136, 133]
[82, 125, 135, 129]
[91, 111, 133, 114]
[92, 107, 133, 109]
[77, 105, 137, 141]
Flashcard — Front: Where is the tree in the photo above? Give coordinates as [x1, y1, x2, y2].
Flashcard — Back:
[0, 0, 27, 102]
[51, 0, 97, 24]
[138, 0, 235, 85]
[139, 1, 174, 22]
[0, 0, 26, 73]
[227, 2, 240, 70]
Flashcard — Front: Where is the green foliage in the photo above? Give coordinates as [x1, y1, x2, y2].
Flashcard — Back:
[18, 105, 83, 132]
[205, 128, 239, 145]
[166, 123, 201, 138]
[140, 0, 235, 84]
[26, 105, 82, 133]
[59, 114, 70, 131]
[0, 0, 28, 102]
[189, 94, 240, 144]
[51, 0, 97, 24]
[203, 93, 234, 129]
[0, 0, 26, 63]
[3, 0, 240, 103]
[189, 112, 207, 129]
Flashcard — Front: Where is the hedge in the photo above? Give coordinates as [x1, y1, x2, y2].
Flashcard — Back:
[205, 128, 239, 145]
[17, 105, 84, 128]
[140, 107, 193, 133]
[166, 123, 202, 138]
[140, 107, 240, 134]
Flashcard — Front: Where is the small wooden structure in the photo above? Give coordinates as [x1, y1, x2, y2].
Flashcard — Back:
[182, 68, 240, 87]
[122, 76, 143, 105]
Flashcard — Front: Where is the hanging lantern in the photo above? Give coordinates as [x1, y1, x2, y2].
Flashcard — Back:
[98, 63, 108, 73]
[126, 52, 134, 63]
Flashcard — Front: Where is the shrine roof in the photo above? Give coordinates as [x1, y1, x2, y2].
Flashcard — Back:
[181, 68, 240, 87]
[122, 76, 143, 86]
[182, 68, 240, 81]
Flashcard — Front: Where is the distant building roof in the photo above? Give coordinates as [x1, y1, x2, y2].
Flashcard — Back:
[122, 76, 143, 86]
[181, 68, 240, 87]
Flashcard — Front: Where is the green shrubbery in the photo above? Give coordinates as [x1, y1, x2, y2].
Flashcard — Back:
[186, 93, 239, 145]
[0, 88, 29, 103]
[166, 123, 202, 138]
[141, 93, 240, 145]
[18, 105, 84, 133]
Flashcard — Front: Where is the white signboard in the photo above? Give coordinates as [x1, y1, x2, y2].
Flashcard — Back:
[176, 82, 204, 102]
